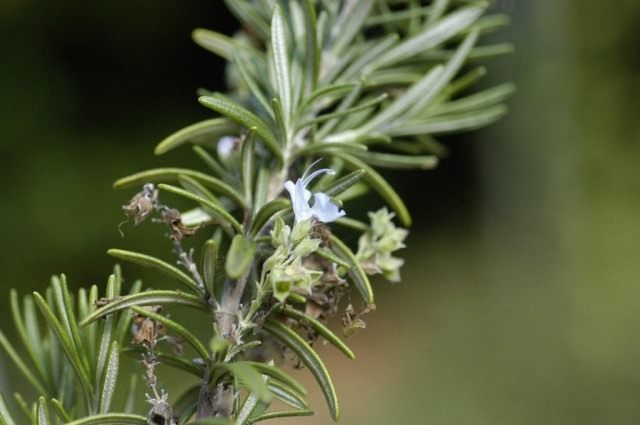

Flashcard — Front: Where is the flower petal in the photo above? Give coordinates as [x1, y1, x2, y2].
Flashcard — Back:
[302, 168, 335, 187]
[311, 192, 345, 223]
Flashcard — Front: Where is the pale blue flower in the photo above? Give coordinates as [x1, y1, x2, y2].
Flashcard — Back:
[284, 163, 345, 223]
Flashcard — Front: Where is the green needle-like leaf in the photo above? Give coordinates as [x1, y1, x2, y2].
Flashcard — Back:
[391, 105, 508, 136]
[192, 28, 264, 64]
[114, 167, 246, 208]
[235, 391, 265, 425]
[226, 235, 257, 280]
[297, 93, 388, 130]
[223, 0, 270, 39]
[233, 52, 273, 116]
[320, 169, 365, 198]
[248, 409, 314, 424]
[12, 394, 31, 424]
[9, 291, 48, 392]
[179, 174, 223, 207]
[278, 306, 355, 359]
[267, 380, 308, 409]
[329, 234, 375, 305]
[293, 142, 366, 159]
[99, 341, 119, 414]
[334, 153, 411, 226]
[36, 397, 50, 425]
[263, 320, 339, 421]
[80, 290, 208, 327]
[366, 4, 485, 70]
[154, 118, 238, 155]
[329, 0, 374, 58]
[241, 129, 256, 204]
[123, 347, 203, 378]
[158, 183, 243, 233]
[95, 277, 116, 396]
[65, 414, 147, 425]
[250, 198, 290, 237]
[32, 293, 93, 407]
[340, 35, 399, 82]
[404, 29, 481, 118]
[108, 249, 201, 294]
[301, 0, 319, 93]
[271, 98, 288, 143]
[199, 95, 282, 161]
[433, 82, 515, 116]
[192, 418, 234, 425]
[53, 276, 90, 379]
[129, 306, 209, 360]
[352, 151, 438, 170]
[0, 391, 18, 425]
[315, 247, 352, 269]
[360, 65, 445, 133]
[202, 239, 219, 298]
[192, 145, 227, 177]
[271, 5, 293, 124]
[217, 362, 272, 403]
[298, 83, 357, 113]
[244, 361, 307, 396]
[114, 280, 143, 346]
[50, 399, 71, 424]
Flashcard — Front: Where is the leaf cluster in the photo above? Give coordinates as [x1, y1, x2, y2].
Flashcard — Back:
[0, 1, 512, 424]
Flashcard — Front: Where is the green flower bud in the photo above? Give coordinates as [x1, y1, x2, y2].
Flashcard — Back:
[271, 217, 290, 248]
[357, 208, 408, 283]
[291, 219, 313, 245]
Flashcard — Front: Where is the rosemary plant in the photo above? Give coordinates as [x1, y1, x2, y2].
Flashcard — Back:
[0, 1, 512, 424]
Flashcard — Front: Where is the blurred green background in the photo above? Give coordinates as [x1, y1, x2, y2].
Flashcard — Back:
[2, 1, 640, 424]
